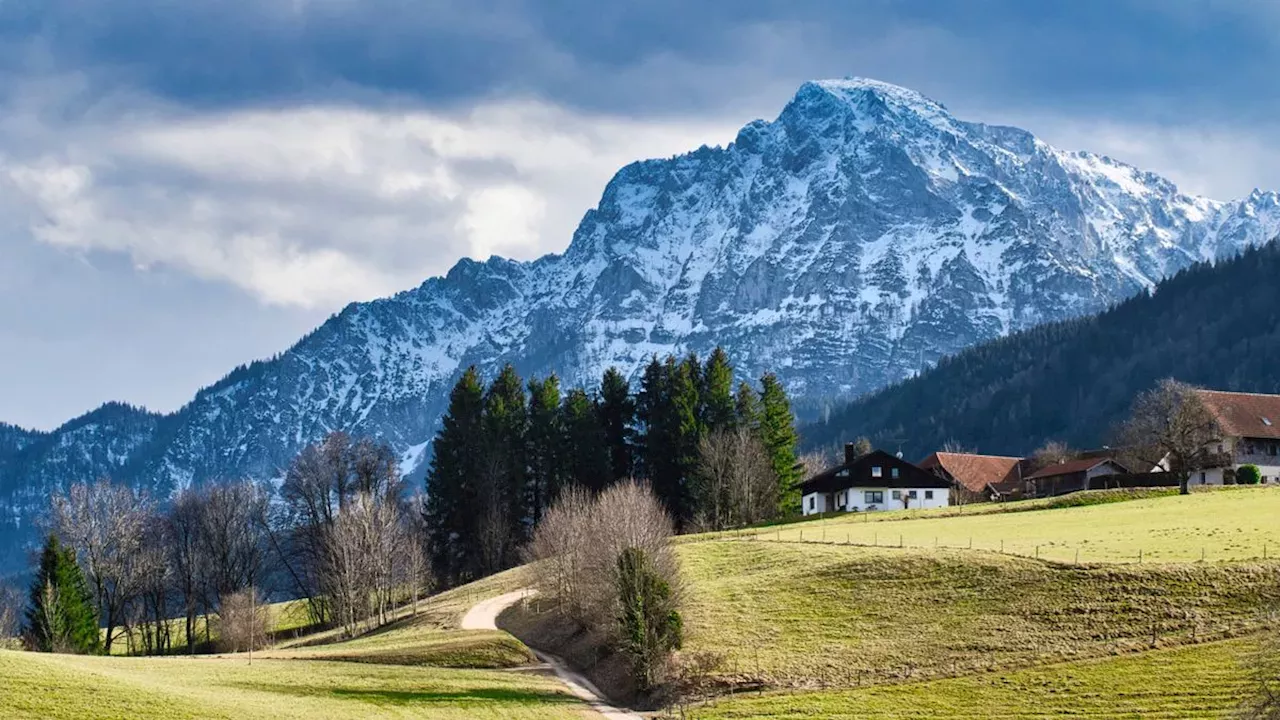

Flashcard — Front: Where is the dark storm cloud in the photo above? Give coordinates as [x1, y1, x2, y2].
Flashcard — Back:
[1, 0, 1275, 121]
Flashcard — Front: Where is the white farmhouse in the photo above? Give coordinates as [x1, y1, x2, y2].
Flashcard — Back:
[800, 446, 952, 515]
[1192, 390, 1280, 485]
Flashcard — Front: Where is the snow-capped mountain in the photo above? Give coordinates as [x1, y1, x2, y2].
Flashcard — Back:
[3, 77, 1280, 573]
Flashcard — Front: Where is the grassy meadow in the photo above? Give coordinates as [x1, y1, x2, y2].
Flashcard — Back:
[0, 650, 594, 720]
[707, 485, 1280, 563]
[677, 540, 1280, 688]
[690, 637, 1258, 719]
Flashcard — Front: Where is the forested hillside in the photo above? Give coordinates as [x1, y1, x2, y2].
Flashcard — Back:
[805, 239, 1280, 458]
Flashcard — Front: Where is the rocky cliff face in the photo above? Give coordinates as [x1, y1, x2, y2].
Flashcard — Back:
[4, 77, 1279, 573]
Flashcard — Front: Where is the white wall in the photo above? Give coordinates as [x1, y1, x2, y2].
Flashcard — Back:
[802, 492, 829, 516]
[837, 486, 949, 513]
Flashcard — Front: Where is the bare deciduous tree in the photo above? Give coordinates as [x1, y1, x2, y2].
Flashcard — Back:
[52, 479, 152, 653]
[214, 587, 268, 654]
[1029, 440, 1076, 472]
[0, 582, 21, 649]
[1120, 379, 1220, 495]
[529, 480, 680, 638]
[199, 480, 270, 602]
[696, 428, 779, 531]
[166, 488, 207, 653]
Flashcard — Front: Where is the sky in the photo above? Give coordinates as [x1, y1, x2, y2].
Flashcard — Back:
[3, 0, 1280, 431]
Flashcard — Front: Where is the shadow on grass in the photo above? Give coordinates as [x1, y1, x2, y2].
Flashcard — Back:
[229, 681, 579, 707]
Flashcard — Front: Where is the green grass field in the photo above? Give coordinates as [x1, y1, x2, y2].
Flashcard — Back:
[690, 637, 1258, 719]
[0, 650, 594, 720]
[717, 485, 1280, 563]
[678, 540, 1279, 688]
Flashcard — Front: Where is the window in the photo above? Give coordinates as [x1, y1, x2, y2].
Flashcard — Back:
[908, 490, 918, 499]
[925, 490, 934, 500]
[872, 466, 883, 478]
[891, 490, 901, 500]
[891, 467, 900, 479]
[808, 496, 815, 511]
[864, 490, 884, 504]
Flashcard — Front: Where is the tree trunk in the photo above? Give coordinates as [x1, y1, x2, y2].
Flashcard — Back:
[1179, 471, 1191, 496]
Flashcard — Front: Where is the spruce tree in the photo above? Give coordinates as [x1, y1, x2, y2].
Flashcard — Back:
[599, 367, 635, 484]
[668, 355, 702, 525]
[562, 388, 611, 492]
[635, 357, 669, 488]
[702, 347, 737, 433]
[25, 535, 99, 654]
[758, 373, 802, 515]
[526, 375, 564, 524]
[425, 367, 486, 586]
[482, 364, 528, 568]
[735, 381, 761, 430]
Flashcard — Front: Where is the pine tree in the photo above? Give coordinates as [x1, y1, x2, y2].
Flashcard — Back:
[668, 355, 702, 525]
[635, 357, 669, 487]
[758, 373, 802, 515]
[526, 374, 564, 524]
[599, 367, 635, 484]
[562, 388, 611, 492]
[25, 535, 99, 654]
[702, 347, 737, 433]
[735, 381, 761, 430]
[481, 364, 528, 570]
[425, 367, 486, 586]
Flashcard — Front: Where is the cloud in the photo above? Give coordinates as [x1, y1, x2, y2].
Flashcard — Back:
[0, 87, 739, 309]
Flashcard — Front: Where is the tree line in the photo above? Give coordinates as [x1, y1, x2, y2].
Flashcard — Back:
[425, 347, 802, 587]
[18, 432, 431, 655]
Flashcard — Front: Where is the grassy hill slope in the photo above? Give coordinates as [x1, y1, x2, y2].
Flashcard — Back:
[0, 650, 594, 720]
[721, 486, 1280, 564]
[691, 637, 1256, 719]
[677, 541, 1277, 689]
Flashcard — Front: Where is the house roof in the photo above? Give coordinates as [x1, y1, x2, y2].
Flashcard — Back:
[918, 452, 1022, 494]
[800, 449, 951, 495]
[1025, 457, 1125, 481]
[1194, 389, 1280, 440]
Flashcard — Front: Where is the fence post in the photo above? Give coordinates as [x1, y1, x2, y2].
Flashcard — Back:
[1075, 548, 1079, 564]
[968, 537, 972, 550]
[1000, 539, 1004, 554]
[1138, 548, 1143, 564]
[899, 534, 903, 548]
[800, 530, 804, 543]
[1035, 545, 1039, 560]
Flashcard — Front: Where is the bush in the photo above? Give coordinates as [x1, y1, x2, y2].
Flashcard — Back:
[616, 547, 683, 691]
[528, 480, 680, 633]
[214, 588, 269, 653]
[1238, 465, 1263, 486]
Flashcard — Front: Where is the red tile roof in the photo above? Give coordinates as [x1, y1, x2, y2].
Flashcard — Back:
[1025, 457, 1124, 480]
[919, 452, 1022, 494]
[1194, 389, 1280, 440]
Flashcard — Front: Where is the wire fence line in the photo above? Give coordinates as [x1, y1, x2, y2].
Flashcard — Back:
[702, 525, 1277, 566]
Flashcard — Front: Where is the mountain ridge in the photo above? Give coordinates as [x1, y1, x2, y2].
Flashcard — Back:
[4, 76, 1280, 573]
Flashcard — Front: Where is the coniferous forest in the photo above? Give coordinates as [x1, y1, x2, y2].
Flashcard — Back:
[805, 240, 1280, 460]
[424, 347, 801, 587]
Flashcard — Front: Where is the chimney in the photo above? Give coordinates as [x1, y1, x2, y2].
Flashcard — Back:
[845, 442, 859, 466]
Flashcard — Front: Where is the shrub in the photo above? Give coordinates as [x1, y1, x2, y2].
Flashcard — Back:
[616, 546, 683, 691]
[1238, 465, 1263, 486]
[214, 588, 269, 653]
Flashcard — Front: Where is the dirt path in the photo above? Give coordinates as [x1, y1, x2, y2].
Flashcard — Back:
[460, 589, 643, 720]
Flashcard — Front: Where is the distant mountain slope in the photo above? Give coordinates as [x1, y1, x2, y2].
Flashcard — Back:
[804, 240, 1280, 459]
[4, 77, 1280, 574]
